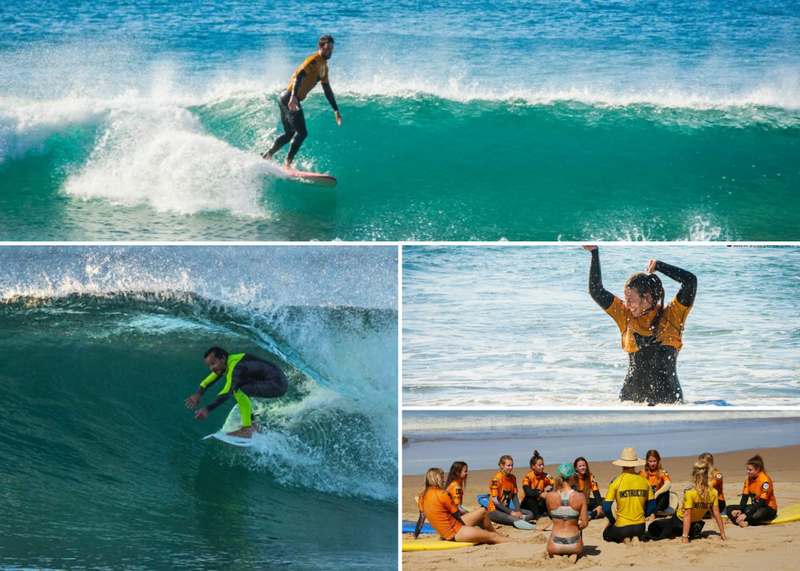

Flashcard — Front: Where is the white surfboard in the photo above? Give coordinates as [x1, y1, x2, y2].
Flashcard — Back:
[202, 431, 254, 448]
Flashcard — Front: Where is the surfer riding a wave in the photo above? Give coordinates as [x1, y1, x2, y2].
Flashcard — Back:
[185, 347, 288, 438]
[262, 35, 342, 169]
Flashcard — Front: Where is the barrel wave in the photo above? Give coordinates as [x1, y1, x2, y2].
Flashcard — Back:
[0, 246, 398, 570]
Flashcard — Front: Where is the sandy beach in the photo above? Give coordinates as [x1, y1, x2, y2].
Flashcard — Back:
[402, 445, 800, 570]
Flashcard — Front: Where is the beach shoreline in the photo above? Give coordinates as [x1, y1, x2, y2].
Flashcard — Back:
[402, 445, 800, 570]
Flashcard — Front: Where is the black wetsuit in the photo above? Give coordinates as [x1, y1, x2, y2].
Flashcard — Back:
[200, 353, 288, 412]
[725, 496, 778, 525]
[588, 249, 697, 405]
[264, 69, 338, 165]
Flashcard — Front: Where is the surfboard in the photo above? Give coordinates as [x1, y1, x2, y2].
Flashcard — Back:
[202, 432, 254, 448]
[767, 503, 800, 525]
[657, 490, 679, 517]
[402, 538, 477, 552]
[402, 520, 436, 534]
[284, 168, 337, 187]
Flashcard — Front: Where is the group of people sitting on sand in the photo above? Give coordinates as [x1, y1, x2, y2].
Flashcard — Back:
[414, 447, 778, 564]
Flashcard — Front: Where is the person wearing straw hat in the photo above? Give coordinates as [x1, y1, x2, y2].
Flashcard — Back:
[602, 447, 657, 544]
[543, 463, 589, 564]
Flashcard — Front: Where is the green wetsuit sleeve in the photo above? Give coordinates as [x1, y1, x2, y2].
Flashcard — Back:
[205, 363, 244, 412]
[198, 372, 219, 395]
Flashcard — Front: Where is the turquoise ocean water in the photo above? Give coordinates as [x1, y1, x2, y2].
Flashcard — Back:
[403, 245, 800, 407]
[1, 0, 798, 240]
[0, 246, 398, 570]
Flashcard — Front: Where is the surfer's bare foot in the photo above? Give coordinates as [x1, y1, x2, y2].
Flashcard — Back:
[569, 554, 578, 564]
[631, 536, 640, 546]
[622, 537, 631, 545]
[227, 426, 255, 438]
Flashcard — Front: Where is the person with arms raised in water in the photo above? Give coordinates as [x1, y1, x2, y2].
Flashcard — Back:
[262, 35, 342, 167]
[185, 347, 288, 438]
[582, 245, 697, 405]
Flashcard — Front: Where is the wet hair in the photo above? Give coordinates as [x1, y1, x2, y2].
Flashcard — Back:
[421, 467, 445, 508]
[574, 456, 594, 501]
[445, 461, 468, 491]
[698, 452, 716, 476]
[498, 455, 514, 468]
[747, 454, 765, 473]
[625, 272, 665, 333]
[692, 460, 712, 500]
[319, 34, 335, 47]
[530, 450, 544, 469]
[204, 347, 228, 359]
[645, 449, 665, 478]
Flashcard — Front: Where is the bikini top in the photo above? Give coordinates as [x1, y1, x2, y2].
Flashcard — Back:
[551, 490, 580, 520]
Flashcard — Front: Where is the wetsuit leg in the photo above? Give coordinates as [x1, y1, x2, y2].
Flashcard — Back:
[646, 514, 682, 540]
[264, 91, 297, 159]
[622, 345, 684, 405]
[655, 493, 671, 514]
[745, 506, 777, 525]
[521, 488, 548, 518]
[489, 509, 533, 526]
[285, 102, 308, 165]
[603, 523, 645, 543]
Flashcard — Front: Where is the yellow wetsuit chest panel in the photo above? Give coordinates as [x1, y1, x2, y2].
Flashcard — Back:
[605, 296, 691, 353]
[287, 54, 329, 101]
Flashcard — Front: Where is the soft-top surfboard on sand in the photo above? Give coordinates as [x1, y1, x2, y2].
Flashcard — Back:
[767, 502, 800, 525]
[402, 538, 477, 552]
[401, 520, 436, 534]
[657, 490, 679, 517]
[284, 168, 337, 187]
[203, 432, 254, 448]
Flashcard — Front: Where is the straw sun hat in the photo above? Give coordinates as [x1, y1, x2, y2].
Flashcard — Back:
[611, 447, 646, 467]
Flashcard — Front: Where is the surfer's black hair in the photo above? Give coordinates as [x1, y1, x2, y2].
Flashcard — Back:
[204, 347, 229, 359]
[319, 35, 334, 46]
[625, 272, 665, 334]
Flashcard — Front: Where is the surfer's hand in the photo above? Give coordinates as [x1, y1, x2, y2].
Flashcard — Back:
[195, 407, 209, 421]
[288, 95, 299, 111]
[582, 245, 597, 251]
[334, 110, 342, 125]
[647, 259, 658, 274]
[185, 393, 201, 408]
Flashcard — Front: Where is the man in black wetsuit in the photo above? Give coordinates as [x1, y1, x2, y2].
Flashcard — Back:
[185, 347, 288, 438]
[262, 35, 342, 167]
[583, 245, 698, 405]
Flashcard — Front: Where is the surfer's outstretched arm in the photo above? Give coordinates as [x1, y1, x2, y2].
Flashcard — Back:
[584, 246, 615, 309]
[322, 83, 341, 125]
[650, 260, 697, 307]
